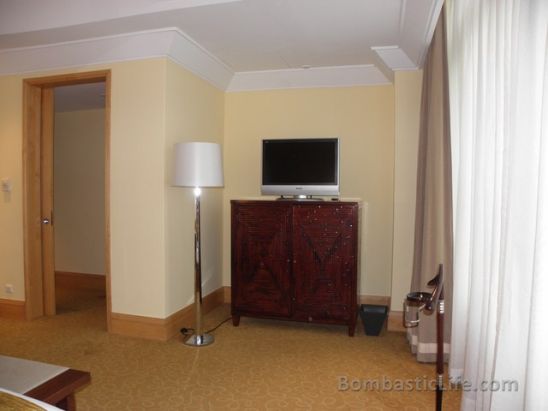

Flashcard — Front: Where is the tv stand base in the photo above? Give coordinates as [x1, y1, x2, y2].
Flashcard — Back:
[277, 195, 324, 201]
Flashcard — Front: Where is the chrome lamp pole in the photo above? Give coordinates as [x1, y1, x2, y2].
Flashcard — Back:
[173, 142, 223, 347]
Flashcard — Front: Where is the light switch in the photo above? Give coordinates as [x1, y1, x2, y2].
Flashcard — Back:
[1, 178, 12, 193]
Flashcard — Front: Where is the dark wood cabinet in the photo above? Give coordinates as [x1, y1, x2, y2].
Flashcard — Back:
[231, 200, 359, 336]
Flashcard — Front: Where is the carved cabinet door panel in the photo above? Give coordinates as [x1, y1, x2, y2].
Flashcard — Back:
[292, 204, 358, 321]
[231, 202, 293, 317]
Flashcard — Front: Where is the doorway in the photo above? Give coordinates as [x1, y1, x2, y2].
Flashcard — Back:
[53, 82, 106, 316]
[22, 70, 112, 331]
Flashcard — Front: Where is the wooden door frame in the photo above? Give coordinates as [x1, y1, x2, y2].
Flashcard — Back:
[22, 70, 112, 331]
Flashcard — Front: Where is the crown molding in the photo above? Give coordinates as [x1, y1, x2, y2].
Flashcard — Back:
[417, 0, 444, 67]
[227, 64, 390, 92]
[0, 28, 396, 91]
[0, 28, 234, 90]
[372, 46, 418, 71]
[166, 29, 233, 90]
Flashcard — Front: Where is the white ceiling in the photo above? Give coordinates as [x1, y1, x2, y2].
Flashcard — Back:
[0, 0, 442, 91]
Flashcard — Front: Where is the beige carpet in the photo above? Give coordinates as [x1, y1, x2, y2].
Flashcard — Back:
[0, 288, 461, 410]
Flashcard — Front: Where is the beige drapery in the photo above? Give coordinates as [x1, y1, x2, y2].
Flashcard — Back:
[407, 6, 453, 363]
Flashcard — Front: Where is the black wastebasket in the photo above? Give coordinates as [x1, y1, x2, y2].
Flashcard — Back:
[359, 304, 388, 336]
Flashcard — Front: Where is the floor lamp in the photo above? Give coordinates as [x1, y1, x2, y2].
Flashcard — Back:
[173, 142, 223, 347]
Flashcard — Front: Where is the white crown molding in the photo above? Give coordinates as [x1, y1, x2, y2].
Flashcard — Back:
[0, 29, 170, 74]
[372, 46, 418, 71]
[0, 28, 396, 91]
[417, 0, 444, 67]
[166, 29, 233, 90]
[227, 65, 390, 92]
[0, 28, 234, 90]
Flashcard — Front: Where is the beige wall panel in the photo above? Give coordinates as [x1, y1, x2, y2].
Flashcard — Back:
[54, 109, 106, 275]
[223, 86, 395, 296]
[164, 60, 225, 316]
[0, 59, 168, 318]
[0, 76, 25, 300]
[391, 70, 423, 310]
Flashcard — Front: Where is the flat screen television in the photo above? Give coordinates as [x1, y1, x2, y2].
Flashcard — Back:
[261, 138, 339, 197]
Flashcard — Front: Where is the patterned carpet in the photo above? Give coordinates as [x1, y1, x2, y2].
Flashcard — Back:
[0, 288, 461, 410]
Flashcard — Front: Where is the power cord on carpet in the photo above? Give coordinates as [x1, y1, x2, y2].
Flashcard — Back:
[180, 316, 232, 336]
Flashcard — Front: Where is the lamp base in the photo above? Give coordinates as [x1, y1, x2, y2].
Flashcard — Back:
[185, 333, 214, 347]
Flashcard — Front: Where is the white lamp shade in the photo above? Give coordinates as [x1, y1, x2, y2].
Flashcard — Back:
[173, 142, 224, 187]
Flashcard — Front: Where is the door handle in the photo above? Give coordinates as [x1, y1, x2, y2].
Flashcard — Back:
[42, 212, 53, 225]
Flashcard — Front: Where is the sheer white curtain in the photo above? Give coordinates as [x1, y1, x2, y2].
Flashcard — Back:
[447, 0, 548, 410]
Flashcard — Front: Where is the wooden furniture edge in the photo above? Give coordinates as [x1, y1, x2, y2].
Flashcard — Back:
[55, 271, 106, 292]
[25, 368, 91, 407]
[0, 298, 26, 320]
[110, 286, 227, 341]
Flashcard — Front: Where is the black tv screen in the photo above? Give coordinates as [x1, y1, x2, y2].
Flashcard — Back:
[261, 138, 339, 196]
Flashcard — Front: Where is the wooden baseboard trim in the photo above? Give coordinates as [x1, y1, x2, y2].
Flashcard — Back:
[55, 271, 106, 292]
[387, 310, 405, 332]
[0, 298, 26, 320]
[223, 286, 231, 304]
[110, 312, 169, 341]
[164, 286, 226, 339]
[110, 286, 227, 341]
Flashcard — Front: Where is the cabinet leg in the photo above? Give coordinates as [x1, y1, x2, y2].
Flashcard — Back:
[348, 318, 357, 337]
[56, 394, 76, 411]
[232, 315, 240, 326]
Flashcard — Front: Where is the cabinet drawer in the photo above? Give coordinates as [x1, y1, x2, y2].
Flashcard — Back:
[294, 304, 351, 321]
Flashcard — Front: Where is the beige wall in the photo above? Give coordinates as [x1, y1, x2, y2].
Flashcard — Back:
[0, 59, 169, 317]
[0, 76, 24, 301]
[108, 59, 168, 317]
[54, 109, 105, 275]
[391, 70, 423, 310]
[0, 54, 420, 318]
[223, 86, 395, 296]
[0, 58, 227, 318]
[164, 60, 225, 316]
